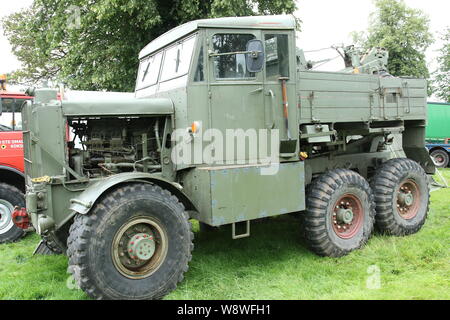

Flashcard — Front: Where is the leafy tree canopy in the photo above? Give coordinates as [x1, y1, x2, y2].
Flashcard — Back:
[431, 28, 450, 102]
[2, 0, 298, 91]
[352, 0, 433, 80]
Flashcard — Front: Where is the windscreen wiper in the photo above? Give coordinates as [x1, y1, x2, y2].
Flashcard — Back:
[142, 61, 151, 82]
[0, 124, 12, 131]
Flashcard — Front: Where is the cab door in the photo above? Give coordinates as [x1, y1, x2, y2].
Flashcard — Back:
[207, 29, 266, 164]
[262, 31, 299, 159]
[0, 97, 26, 172]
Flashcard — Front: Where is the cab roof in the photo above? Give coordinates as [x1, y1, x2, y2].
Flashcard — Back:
[138, 15, 296, 59]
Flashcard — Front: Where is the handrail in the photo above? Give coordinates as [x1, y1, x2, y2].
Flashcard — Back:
[265, 90, 275, 129]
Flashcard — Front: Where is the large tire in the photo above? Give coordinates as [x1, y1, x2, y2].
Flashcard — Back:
[303, 169, 375, 257]
[67, 183, 193, 300]
[0, 183, 26, 243]
[430, 149, 449, 168]
[370, 158, 429, 236]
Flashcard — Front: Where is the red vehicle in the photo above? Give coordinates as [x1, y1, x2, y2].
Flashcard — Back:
[0, 91, 31, 243]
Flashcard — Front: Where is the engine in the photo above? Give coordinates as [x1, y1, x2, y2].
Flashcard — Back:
[68, 117, 163, 178]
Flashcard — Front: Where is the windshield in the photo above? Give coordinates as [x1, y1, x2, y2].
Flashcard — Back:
[160, 35, 196, 82]
[0, 98, 26, 131]
[136, 34, 196, 91]
[0, 124, 12, 131]
[136, 51, 163, 90]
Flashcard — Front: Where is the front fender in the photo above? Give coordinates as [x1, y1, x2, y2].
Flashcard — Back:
[0, 165, 24, 178]
[69, 172, 195, 215]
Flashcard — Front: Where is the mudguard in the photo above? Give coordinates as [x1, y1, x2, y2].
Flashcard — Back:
[0, 165, 24, 178]
[69, 172, 195, 215]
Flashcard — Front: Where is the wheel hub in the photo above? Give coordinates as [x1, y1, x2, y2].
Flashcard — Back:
[432, 155, 444, 165]
[396, 180, 420, 220]
[398, 192, 414, 206]
[0, 200, 14, 234]
[127, 233, 155, 261]
[332, 194, 363, 239]
[336, 208, 354, 224]
[112, 218, 168, 279]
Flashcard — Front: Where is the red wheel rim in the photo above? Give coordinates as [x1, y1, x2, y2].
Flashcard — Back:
[396, 179, 420, 220]
[332, 194, 364, 239]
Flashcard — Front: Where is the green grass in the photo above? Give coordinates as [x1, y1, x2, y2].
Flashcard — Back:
[1, 170, 449, 300]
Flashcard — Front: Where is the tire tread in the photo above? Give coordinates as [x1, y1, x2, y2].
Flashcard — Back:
[370, 158, 429, 236]
[303, 169, 375, 257]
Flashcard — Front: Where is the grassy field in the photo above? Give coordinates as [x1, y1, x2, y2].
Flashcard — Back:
[0, 170, 449, 300]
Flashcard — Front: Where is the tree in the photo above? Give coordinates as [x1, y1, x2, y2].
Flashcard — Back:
[432, 28, 450, 102]
[2, 0, 298, 92]
[352, 0, 433, 80]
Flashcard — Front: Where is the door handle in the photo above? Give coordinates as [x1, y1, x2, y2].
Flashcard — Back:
[249, 87, 263, 94]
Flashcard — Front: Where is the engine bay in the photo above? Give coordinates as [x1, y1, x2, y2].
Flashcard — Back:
[68, 117, 163, 178]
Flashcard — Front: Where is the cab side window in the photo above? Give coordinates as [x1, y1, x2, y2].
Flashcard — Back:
[194, 45, 204, 82]
[265, 34, 289, 81]
[0, 98, 24, 131]
[212, 34, 256, 79]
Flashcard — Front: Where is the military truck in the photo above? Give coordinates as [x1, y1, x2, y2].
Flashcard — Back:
[17, 15, 434, 300]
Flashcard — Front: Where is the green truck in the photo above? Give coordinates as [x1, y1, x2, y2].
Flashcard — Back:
[426, 102, 450, 168]
[16, 15, 434, 300]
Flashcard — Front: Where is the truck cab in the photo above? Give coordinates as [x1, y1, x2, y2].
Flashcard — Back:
[0, 91, 30, 243]
[135, 16, 299, 166]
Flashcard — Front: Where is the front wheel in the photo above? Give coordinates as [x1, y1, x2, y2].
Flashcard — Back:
[67, 183, 193, 300]
[370, 158, 429, 236]
[303, 169, 375, 257]
[0, 183, 26, 244]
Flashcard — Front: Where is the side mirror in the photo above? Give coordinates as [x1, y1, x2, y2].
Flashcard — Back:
[246, 40, 265, 73]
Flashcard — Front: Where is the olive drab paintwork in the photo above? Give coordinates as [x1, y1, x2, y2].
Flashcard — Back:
[22, 15, 432, 242]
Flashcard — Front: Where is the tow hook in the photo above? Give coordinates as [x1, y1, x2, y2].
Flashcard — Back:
[12, 207, 30, 230]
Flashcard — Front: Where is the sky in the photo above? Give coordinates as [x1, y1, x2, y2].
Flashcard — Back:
[295, 0, 449, 75]
[0, 0, 448, 98]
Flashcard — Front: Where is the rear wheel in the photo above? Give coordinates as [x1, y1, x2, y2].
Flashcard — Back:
[0, 183, 26, 243]
[370, 158, 429, 236]
[67, 183, 193, 300]
[430, 149, 449, 168]
[303, 169, 375, 257]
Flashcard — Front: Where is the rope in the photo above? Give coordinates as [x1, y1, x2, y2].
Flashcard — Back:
[303, 47, 334, 53]
[311, 55, 342, 69]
